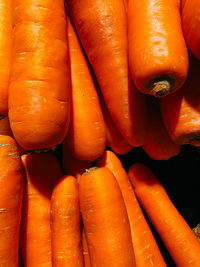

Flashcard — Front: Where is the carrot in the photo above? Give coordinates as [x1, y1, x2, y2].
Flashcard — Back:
[160, 54, 200, 146]
[97, 151, 167, 267]
[0, 135, 24, 266]
[98, 90, 132, 155]
[82, 229, 91, 267]
[0, 117, 26, 155]
[128, 0, 188, 97]
[79, 167, 136, 267]
[20, 152, 62, 266]
[128, 163, 200, 267]
[8, 0, 71, 150]
[63, 16, 106, 161]
[0, 0, 12, 116]
[181, 0, 200, 60]
[143, 96, 181, 160]
[51, 175, 83, 266]
[62, 145, 91, 179]
[66, 0, 147, 147]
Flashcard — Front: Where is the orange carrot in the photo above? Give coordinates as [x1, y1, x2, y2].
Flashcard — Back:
[9, 0, 71, 150]
[20, 152, 62, 266]
[0, 135, 24, 266]
[0, 0, 12, 116]
[62, 145, 91, 179]
[66, 0, 147, 147]
[128, 0, 188, 97]
[160, 54, 200, 146]
[79, 167, 136, 267]
[82, 229, 91, 267]
[128, 163, 200, 267]
[97, 151, 167, 267]
[51, 175, 83, 266]
[181, 0, 200, 60]
[63, 16, 106, 161]
[143, 97, 181, 160]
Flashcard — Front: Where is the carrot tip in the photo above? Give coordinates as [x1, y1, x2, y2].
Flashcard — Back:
[192, 224, 200, 241]
[152, 80, 171, 97]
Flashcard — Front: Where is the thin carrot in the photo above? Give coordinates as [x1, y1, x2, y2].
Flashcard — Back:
[0, 0, 12, 116]
[9, 0, 71, 150]
[63, 15, 106, 161]
[0, 136, 24, 266]
[97, 151, 167, 267]
[62, 145, 91, 179]
[143, 96, 181, 160]
[82, 229, 91, 267]
[128, 0, 188, 97]
[160, 54, 200, 146]
[128, 163, 200, 267]
[51, 175, 83, 266]
[66, 0, 147, 147]
[20, 152, 63, 266]
[79, 167, 136, 267]
[181, 0, 200, 60]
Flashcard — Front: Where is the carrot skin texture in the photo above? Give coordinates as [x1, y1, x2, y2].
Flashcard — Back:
[181, 0, 200, 60]
[97, 151, 167, 267]
[143, 97, 181, 160]
[160, 55, 200, 146]
[0, 0, 12, 116]
[0, 136, 24, 266]
[51, 175, 84, 266]
[128, 163, 200, 267]
[79, 167, 136, 267]
[64, 16, 106, 161]
[128, 0, 188, 97]
[9, 0, 71, 150]
[66, 0, 147, 146]
[82, 229, 91, 267]
[20, 153, 63, 267]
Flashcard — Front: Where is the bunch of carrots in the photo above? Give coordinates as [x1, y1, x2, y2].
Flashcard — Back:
[0, 0, 200, 266]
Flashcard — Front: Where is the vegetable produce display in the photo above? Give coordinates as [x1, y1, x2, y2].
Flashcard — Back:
[0, 0, 199, 266]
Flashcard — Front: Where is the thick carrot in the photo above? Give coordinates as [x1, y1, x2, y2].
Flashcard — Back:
[82, 229, 91, 267]
[79, 167, 136, 267]
[51, 175, 83, 266]
[9, 0, 71, 150]
[160, 54, 200, 146]
[128, 0, 188, 97]
[62, 145, 91, 179]
[97, 151, 167, 267]
[0, 117, 26, 155]
[21, 152, 62, 266]
[98, 90, 132, 155]
[143, 96, 181, 160]
[0, 135, 24, 266]
[0, 0, 12, 116]
[66, 0, 147, 147]
[128, 163, 200, 267]
[63, 16, 106, 161]
[181, 0, 200, 60]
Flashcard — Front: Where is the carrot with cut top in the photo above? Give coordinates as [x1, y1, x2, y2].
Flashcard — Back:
[63, 16, 106, 161]
[143, 96, 181, 160]
[79, 166, 136, 267]
[9, 0, 71, 150]
[51, 175, 83, 266]
[0, 135, 24, 266]
[66, 0, 147, 147]
[181, 0, 200, 60]
[128, 163, 200, 267]
[160, 54, 200, 146]
[0, 0, 12, 116]
[128, 0, 188, 97]
[97, 151, 167, 267]
[21, 153, 63, 267]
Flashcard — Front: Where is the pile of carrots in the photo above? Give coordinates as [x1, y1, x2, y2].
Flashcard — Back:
[0, 0, 200, 266]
